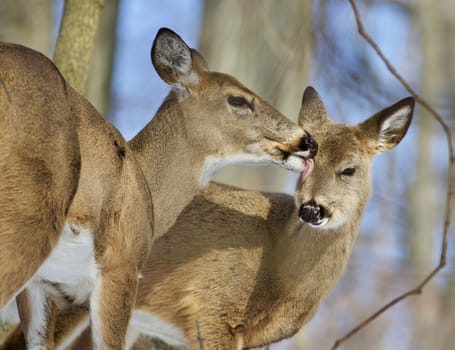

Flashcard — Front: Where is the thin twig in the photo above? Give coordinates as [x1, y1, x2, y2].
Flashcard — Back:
[331, 1, 455, 349]
[196, 321, 205, 350]
[0, 76, 11, 102]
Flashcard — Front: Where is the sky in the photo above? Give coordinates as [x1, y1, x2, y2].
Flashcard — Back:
[110, 0, 204, 140]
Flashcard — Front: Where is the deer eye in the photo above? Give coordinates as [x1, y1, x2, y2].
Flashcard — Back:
[340, 167, 356, 176]
[228, 96, 254, 111]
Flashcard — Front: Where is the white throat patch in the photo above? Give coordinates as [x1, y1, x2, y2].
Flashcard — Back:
[200, 154, 272, 187]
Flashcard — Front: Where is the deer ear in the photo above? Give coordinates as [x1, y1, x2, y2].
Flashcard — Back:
[359, 97, 414, 154]
[190, 48, 208, 72]
[298, 86, 329, 128]
[151, 28, 206, 87]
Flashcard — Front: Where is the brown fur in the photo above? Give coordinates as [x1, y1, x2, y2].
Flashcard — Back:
[0, 40, 153, 349]
[0, 27, 316, 349]
[6, 89, 414, 349]
[130, 90, 413, 349]
[0, 41, 81, 309]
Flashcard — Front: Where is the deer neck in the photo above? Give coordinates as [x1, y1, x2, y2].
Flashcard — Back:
[128, 95, 208, 238]
[270, 207, 363, 299]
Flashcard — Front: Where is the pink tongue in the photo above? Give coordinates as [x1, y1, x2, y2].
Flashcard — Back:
[301, 158, 314, 184]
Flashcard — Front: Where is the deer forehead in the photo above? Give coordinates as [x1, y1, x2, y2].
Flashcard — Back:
[197, 71, 257, 97]
[312, 127, 367, 166]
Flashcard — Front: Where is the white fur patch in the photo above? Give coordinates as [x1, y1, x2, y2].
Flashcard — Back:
[379, 105, 411, 143]
[200, 150, 307, 187]
[125, 326, 141, 350]
[200, 154, 272, 187]
[0, 224, 98, 341]
[90, 277, 104, 350]
[25, 284, 49, 348]
[35, 224, 98, 304]
[127, 310, 187, 349]
[0, 224, 100, 348]
[284, 155, 306, 172]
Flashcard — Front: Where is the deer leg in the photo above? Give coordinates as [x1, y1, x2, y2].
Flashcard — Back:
[3, 305, 92, 350]
[16, 285, 57, 350]
[0, 325, 26, 350]
[53, 305, 90, 350]
[90, 266, 138, 350]
[67, 326, 92, 350]
[0, 219, 64, 309]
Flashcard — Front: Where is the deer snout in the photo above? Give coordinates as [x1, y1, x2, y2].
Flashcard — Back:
[298, 200, 329, 227]
[297, 133, 318, 159]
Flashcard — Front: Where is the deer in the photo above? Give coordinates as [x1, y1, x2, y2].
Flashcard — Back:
[13, 86, 414, 350]
[0, 28, 317, 349]
[123, 88, 414, 350]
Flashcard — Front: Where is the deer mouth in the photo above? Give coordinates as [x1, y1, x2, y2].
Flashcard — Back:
[242, 133, 317, 172]
[265, 134, 317, 172]
[298, 202, 330, 228]
[274, 132, 318, 160]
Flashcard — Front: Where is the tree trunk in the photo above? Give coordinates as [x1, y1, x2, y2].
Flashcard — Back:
[406, 0, 444, 348]
[0, 0, 52, 56]
[436, 1, 455, 348]
[54, 0, 104, 95]
[85, 0, 119, 118]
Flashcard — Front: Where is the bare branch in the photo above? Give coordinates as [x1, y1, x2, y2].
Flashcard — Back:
[331, 0, 455, 349]
[196, 321, 206, 350]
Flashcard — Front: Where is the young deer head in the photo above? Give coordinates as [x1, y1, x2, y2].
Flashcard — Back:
[296, 87, 413, 230]
[9, 88, 413, 349]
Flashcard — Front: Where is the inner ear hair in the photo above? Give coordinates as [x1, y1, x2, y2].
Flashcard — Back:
[380, 98, 414, 131]
[151, 28, 196, 85]
[361, 97, 414, 153]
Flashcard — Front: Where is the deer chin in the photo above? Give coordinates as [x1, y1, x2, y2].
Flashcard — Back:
[307, 215, 348, 231]
[277, 154, 306, 172]
[304, 217, 329, 228]
[240, 142, 298, 172]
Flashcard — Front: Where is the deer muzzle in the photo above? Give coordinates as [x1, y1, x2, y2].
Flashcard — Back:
[298, 201, 329, 227]
[292, 133, 318, 159]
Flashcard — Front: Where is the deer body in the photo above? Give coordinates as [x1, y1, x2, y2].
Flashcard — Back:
[0, 28, 316, 350]
[1, 43, 154, 349]
[10, 88, 414, 350]
[130, 181, 360, 349]
[118, 89, 415, 349]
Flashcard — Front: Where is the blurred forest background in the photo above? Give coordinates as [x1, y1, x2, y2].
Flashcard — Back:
[0, 0, 453, 349]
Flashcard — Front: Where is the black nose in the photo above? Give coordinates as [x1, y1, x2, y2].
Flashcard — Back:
[299, 133, 318, 158]
[298, 201, 328, 225]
